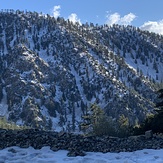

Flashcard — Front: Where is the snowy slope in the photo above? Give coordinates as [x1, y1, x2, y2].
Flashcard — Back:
[0, 10, 162, 130]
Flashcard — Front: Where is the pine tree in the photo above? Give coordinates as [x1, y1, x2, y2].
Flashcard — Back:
[155, 89, 163, 114]
[80, 104, 117, 136]
[149, 89, 163, 133]
[117, 114, 130, 137]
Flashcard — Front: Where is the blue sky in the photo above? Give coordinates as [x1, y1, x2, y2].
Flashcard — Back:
[1, 0, 163, 34]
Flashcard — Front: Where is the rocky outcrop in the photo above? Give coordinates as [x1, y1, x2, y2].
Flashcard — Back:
[0, 129, 163, 157]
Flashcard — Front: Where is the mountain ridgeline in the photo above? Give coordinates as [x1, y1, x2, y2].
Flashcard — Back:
[0, 10, 163, 131]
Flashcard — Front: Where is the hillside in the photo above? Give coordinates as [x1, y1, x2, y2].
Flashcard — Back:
[0, 10, 163, 131]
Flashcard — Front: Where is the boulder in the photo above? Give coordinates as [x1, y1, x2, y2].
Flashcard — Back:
[145, 130, 153, 139]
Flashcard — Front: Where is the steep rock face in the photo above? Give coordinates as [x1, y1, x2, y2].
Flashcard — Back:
[0, 10, 162, 131]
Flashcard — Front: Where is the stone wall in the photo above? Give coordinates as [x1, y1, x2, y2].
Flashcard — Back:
[0, 129, 163, 157]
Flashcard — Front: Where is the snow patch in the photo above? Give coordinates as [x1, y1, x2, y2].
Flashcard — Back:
[0, 146, 162, 163]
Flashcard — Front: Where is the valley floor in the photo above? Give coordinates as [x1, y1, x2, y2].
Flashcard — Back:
[0, 146, 163, 163]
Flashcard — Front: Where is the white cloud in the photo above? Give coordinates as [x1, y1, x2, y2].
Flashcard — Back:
[52, 5, 61, 18]
[106, 12, 120, 25]
[68, 13, 81, 25]
[120, 13, 137, 25]
[140, 20, 163, 35]
[106, 12, 136, 26]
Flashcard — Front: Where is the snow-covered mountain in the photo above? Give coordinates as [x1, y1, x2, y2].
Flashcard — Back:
[0, 10, 163, 131]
